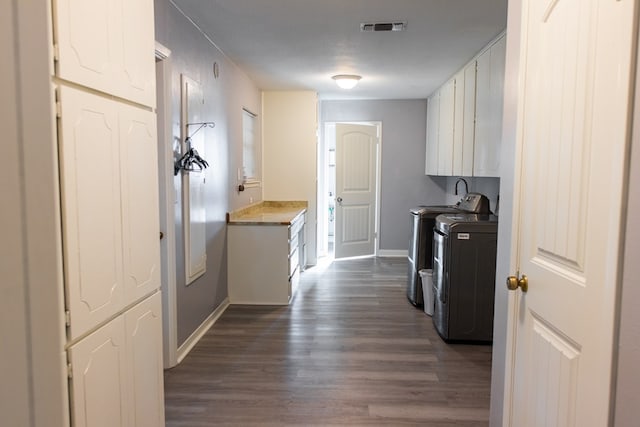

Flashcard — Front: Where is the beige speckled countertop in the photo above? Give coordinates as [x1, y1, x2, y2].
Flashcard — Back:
[227, 201, 307, 225]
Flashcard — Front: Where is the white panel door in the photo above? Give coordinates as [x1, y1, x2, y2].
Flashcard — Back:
[438, 79, 455, 176]
[335, 123, 378, 259]
[58, 86, 125, 340]
[425, 93, 439, 175]
[68, 316, 128, 427]
[54, 0, 156, 107]
[120, 104, 161, 304]
[124, 292, 165, 427]
[507, 0, 635, 425]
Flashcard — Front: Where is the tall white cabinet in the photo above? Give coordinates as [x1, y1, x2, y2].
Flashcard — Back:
[52, 0, 164, 425]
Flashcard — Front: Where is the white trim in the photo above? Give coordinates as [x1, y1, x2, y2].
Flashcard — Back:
[155, 43, 179, 369]
[176, 298, 230, 364]
[377, 249, 408, 258]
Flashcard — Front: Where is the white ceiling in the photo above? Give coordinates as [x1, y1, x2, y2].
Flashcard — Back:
[171, 0, 508, 100]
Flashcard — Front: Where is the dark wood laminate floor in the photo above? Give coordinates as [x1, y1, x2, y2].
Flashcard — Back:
[164, 257, 492, 426]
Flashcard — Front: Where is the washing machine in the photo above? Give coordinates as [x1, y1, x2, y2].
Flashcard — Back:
[432, 213, 498, 342]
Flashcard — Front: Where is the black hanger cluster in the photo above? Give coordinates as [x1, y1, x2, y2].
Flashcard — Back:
[174, 122, 214, 175]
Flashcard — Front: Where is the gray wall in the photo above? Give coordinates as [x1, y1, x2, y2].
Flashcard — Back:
[155, 0, 262, 345]
[320, 100, 448, 251]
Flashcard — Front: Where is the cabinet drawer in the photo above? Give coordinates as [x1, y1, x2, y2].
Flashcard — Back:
[289, 233, 299, 256]
[289, 215, 304, 239]
[289, 247, 299, 278]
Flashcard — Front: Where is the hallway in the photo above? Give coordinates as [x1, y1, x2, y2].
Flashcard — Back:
[164, 257, 492, 426]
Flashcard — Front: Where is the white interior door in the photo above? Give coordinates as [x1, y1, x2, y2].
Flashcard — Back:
[507, 0, 635, 425]
[334, 123, 378, 259]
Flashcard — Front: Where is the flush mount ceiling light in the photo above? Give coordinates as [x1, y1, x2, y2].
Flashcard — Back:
[332, 74, 362, 89]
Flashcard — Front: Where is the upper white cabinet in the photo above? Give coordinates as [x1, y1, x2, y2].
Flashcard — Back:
[425, 33, 506, 177]
[53, 0, 156, 107]
[453, 62, 477, 176]
[425, 92, 440, 175]
[437, 79, 455, 176]
[474, 35, 506, 177]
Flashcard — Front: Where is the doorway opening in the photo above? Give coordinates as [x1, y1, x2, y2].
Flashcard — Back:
[318, 121, 381, 261]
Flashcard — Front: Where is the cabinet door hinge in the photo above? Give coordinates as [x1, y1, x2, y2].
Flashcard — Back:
[54, 87, 62, 118]
[67, 362, 73, 379]
[65, 310, 71, 327]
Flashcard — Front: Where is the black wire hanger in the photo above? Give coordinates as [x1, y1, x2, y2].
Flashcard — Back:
[174, 122, 214, 175]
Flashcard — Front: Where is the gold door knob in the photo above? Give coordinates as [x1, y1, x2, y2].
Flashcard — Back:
[506, 274, 528, 292]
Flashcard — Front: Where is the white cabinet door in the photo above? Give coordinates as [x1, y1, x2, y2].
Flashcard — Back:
[124, 292, 165, 427]
[59, 86, 125, 341]
[68, 293, 164, 427]
[425, 93, 439, 175]
[473, 35, 506, 177]
[117, 0, 156, 106]
[452, 62, 476, 176]
[54, 0, 156, 107]
[68, 316, 128, 427]
[437, 79, 455, 176]
[120, 104, 161, 303]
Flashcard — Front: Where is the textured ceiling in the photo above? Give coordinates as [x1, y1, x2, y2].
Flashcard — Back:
[171, 0, 508, 100]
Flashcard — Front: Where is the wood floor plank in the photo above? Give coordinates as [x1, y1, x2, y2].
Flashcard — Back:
[164, 257, 491, 425]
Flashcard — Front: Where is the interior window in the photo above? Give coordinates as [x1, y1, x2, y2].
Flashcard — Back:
[242, 108, 259, 184]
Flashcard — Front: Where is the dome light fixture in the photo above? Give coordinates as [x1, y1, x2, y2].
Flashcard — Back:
[332, 74, 362, 89]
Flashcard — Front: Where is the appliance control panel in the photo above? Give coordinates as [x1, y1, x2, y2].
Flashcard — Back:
[456, 193, 491, 214]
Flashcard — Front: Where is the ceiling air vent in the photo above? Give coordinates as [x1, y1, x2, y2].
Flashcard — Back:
[360, 21, 407, 32]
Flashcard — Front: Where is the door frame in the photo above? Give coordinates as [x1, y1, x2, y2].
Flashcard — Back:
[319, 121, 382, 258]
[155, 42, 178, 369]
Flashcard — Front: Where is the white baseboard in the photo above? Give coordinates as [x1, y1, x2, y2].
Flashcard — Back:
[377, 249, 408, 258]
[176, 297, 230, 365]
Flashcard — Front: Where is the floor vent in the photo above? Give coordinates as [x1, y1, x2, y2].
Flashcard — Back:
[360, 22, 407, 32]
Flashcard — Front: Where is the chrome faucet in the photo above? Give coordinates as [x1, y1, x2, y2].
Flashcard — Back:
[455, 178, 469, 196]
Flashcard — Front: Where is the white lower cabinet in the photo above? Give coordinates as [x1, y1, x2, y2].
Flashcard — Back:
[228, 214, 305, 305]
[68, 292, 164, 427]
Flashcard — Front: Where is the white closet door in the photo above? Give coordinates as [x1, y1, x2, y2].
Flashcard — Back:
[124, 292, 165, 427]
[120, 104, 161, 304]
[68, 316, 128, 427]
[59, 86, 125, 340]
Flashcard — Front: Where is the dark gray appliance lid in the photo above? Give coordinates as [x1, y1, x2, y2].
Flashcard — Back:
[435, 213, 499, 234]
